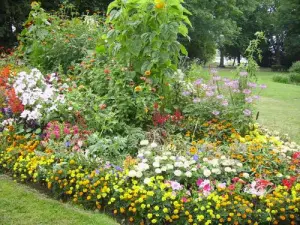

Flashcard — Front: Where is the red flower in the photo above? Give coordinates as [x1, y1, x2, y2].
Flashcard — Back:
[292, 152, 300, 160]
[104, 68, 110, 74]
[6, 88, 24, 114]
[282, 177, 297, 189]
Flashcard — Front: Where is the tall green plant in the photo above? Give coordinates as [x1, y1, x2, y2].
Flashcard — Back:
[104, 0, 191, 84]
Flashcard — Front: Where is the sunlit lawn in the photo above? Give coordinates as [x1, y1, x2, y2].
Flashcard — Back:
[0, 175, 118, 225]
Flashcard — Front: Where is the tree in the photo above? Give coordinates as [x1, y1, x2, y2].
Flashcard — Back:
[183, 0, 240, 64]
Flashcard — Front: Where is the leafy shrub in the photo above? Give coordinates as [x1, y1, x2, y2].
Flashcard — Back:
[18, 2, 101, 73]
[289, 61, 300, 73]
[272, 74, 290, 84]
[290, 73, 300, 84]
[105, 0, 191, 86]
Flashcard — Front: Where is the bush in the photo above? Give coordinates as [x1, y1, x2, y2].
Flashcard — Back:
[289, 61, 300, 73]
[290, 73, 300, 84]
[272, 74, 290, 84]
[17, 2, 101, 73]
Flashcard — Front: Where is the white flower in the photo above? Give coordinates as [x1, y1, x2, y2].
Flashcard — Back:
[209, 158, 219, 167]
[170, 156, 176, 160]
[137, 163, 149, 171]
[242, 173, 250, 178]
[224, 167, 232, 172]
[150, 142, 158, 148]
[174, 170, 182, 176]
[166, 164, 174, 170]
[174, 161, 183, 168]
[161, 166, 167, 172]
[237, 162, 243, 167]
[144, 177, 151, 184]
[203, 157, 208, 162]
[140, 140, 149, 146]
[68, 107, 73, 111]
[276, 173, 283, 178]
[203, 169, 211, 177]
[136, 171, 143, 178]
[212, 168, 221, 174]
[155, 168, 162, 174]
[154, 156, 161, 161]
[153, 162, 160, 168]
[128, 170, 137, 177]
[185, 171, 192, 177]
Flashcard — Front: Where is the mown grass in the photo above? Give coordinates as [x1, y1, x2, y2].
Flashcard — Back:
[210, 68, 300, 143]
[0, 175, 118, 225]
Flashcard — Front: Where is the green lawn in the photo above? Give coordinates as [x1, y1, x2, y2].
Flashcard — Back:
[216, 68, 300, 143]
[0, 175, 118, 225]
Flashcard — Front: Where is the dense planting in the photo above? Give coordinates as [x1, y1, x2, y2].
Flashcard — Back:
[0, 1, 300, 225]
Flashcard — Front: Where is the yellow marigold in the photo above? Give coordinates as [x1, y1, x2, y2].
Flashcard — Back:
[134, 86, 142, 92]
[145, 70, 151, 76]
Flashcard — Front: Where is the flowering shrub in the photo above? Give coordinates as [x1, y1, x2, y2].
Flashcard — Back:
[181, 69, 266, 135]
[13, 69, 64, 122]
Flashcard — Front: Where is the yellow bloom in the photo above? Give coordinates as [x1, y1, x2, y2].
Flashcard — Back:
[135, 86, 142, 92]
[144, 70, 151, 76]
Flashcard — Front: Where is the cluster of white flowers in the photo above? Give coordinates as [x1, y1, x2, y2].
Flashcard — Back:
[1, 118, 15, 127]
[127, 141, 198, 180]
[202, 155, 243, 176]
[13, 69, 64, 121]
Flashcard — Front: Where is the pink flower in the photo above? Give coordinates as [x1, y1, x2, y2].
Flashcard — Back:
[221, 100, 228, 106]
[243, 109, 252, 116]
[243, 89, 252, 95]
[170, 181, 182, 191]
[196, 179, 204, 187]
[260, 84, 267, 89]
[212, 110, 220, 116]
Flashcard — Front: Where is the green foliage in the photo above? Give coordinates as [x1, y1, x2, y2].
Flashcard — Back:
[184, 0, 241, 63]
[289, 73, 300, 84]
[272, 74, 290, 84]
[17, 2, 101, 73]
[289, 61, 300, 74]
[105, 0, 191, 82]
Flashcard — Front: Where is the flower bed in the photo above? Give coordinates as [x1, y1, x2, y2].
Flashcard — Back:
[1, 126, 300, 225]
[1, 1, 300, 224]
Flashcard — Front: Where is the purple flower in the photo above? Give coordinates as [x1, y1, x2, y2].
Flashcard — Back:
[194, 79, 203, 86]
[206, 91, 214, 97]
[212, 110, 220, 116]
[170, 181, 182, 191]
[245, 97, 253, 103]
[240, 71, 248, 77]
[221, 100, 228, 106]
[193, 155, 199, 161]
[247, 82, 257, 88]
[243, 89, 252, 95]
[216, 95, 224, 99]
[182, 91, 191, 96]
[253, 95, 260, 100]
[260, 84, 267, 89]
[65, 141, 71, 147]
[193, 98, 201, 103]
[213, 76, 221, 81]
[210, 69, 218, 75]
[243, 109, 252, 116]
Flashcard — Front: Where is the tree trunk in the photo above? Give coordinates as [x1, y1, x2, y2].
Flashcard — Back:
[219, 49, 225, 67]
[232, 57, 236, 67]
[237, 54, 241, 65]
